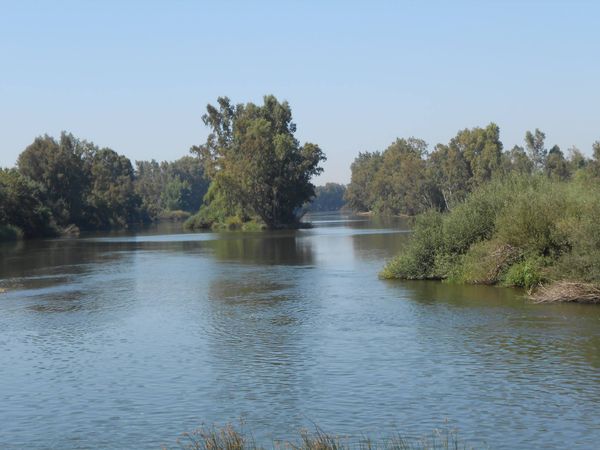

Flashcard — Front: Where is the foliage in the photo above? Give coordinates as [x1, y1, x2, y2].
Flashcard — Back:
[13, 132, 145, 232]
[0, 168, 57, 238]
[347, 124, 598, 217]
[502, 257, 544, 290]
[449, 123, 502, 186]
[17, 133, 91, 226]
[184, 178, 251, 230]
[135, 156, 209, 219]
[190, 95, 325, 229]
[381, 175, 600, 296]
[379, 211, 444, 280]
[525, 128, 547, 171]
[345, 151, 383, 212]
[85, 148, 142, 229]
[370, 138, 440, 215]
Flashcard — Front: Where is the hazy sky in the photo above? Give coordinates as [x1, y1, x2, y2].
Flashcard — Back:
[1, 0, 599, 183]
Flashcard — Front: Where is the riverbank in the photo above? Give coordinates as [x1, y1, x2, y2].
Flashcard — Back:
[381, 175, 600, 303]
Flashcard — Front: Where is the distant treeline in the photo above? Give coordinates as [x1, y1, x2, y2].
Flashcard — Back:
[346, 123, 595, 215]
[305, 183, 347, 212]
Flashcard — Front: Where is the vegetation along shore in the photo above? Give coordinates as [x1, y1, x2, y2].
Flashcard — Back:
[3, 94, 600, 303]
[359, 127, 600, 304]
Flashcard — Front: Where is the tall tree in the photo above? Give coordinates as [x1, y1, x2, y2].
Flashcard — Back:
[449, 123, 503, 186]
[17, 133, 90, 226]
[427, 143, 471, 210]
[370, 138, 438, 215]
[345, 151, 383, 212]
[525, 128, 547, 171]
[567, 146, 587, 174]
[587, 141, 600, 178]
[86, 148, 141, 228]
[0, 168, 56, 237]
[545, 145, 570, 181]
[505, 145, 534, 175]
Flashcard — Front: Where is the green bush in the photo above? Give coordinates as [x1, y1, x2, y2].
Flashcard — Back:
[450, 240, 521, 285]
[380, 211, 444, 279]
[494, 179, 570, 257]
[502, 257, 545, 290]
[184, 212, 213, 230]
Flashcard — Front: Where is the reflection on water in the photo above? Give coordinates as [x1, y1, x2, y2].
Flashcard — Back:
[0, 212, 599, 450]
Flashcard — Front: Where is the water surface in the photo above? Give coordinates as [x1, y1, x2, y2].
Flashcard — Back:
[1, 213, 599, 449]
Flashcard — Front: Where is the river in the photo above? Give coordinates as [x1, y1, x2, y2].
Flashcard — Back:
[0, 212, 599, 449]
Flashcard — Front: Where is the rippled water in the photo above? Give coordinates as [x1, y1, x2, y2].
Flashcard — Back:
[0, 213, 599, 449]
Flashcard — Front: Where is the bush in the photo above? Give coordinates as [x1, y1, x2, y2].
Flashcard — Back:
[502, 257, 545, 290]
[184, 212, 213, 230]
[380, 211, 444, 279]
[451, 241, 522, 285]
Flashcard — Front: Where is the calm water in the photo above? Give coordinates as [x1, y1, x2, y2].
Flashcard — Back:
[1, 213, 599, 449]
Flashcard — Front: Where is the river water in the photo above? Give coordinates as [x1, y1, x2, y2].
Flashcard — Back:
[0, 213, 599, 449]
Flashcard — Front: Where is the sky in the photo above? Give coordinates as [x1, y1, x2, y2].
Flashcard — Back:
[1, 0, 599, 183]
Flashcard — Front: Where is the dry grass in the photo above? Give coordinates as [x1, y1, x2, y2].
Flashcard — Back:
[530, 281, 600, 304]
[171, 424, 250, 450]
[165, 424, 478, 450]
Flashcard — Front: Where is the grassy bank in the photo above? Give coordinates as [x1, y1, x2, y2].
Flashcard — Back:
[381, 175, 600, 303]
[165, 424, 478, 450]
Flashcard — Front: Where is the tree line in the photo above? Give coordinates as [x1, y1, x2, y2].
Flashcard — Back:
[0, 132, 211, 239]
[345, 123, 598, 215]
[0, 95, 341, 239]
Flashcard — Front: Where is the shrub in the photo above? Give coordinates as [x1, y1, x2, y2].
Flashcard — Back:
[502, 257, 545, 290]
[452, 241, 522, 285]
[380, 211, 444, 279]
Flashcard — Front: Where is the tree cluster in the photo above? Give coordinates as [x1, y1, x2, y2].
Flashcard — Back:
[1, 133, 210, 238]
[5, 132, 142, 236]
[186, 95, 326, 230]
[346, 123, 596, 215]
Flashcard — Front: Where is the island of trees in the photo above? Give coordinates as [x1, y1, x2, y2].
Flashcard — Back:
[184, 96, 325, 230]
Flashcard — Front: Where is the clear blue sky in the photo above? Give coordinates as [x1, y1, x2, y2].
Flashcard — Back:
[1, 0, 599, 183]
